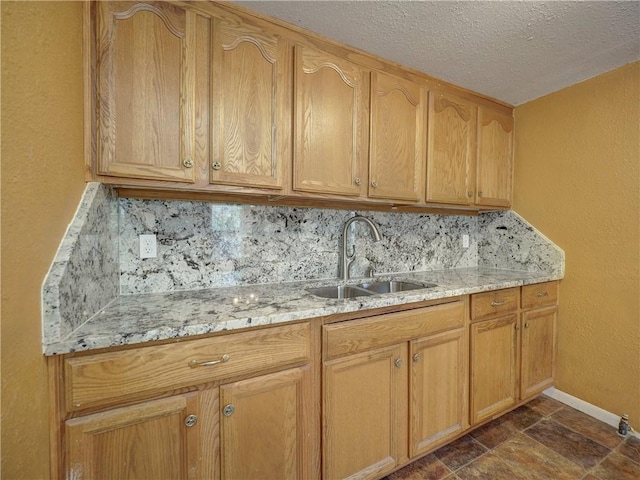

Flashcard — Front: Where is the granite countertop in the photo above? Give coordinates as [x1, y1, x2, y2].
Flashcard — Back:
[45, 267, 561, 356]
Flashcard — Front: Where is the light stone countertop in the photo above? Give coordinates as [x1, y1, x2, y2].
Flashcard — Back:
[44, 267, 561, 355]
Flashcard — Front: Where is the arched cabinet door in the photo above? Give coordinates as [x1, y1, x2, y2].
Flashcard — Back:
[211, 18, 290, 190]
[293, 44, 368, 197]
[476, 106, 514, 208]
[369, 71, 426, 203]
[96, 1, 199, 182]
[426, 91, 476, 206]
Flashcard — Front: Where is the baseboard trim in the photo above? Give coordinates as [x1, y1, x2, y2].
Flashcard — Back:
[543, 387, 640, 439]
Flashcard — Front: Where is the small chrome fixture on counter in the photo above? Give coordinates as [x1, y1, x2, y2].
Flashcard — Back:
[340, 215, 382, 281]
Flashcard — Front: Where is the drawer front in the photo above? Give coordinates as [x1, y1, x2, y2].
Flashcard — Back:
[471, 288, 519, 320]
[522, 281, 559, 310]
[324, 300, 464, 360]
[65, 322, 311, 412]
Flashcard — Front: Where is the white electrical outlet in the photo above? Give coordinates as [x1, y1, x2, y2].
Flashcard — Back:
[139, 234, 157, 259]
[462, 234, 470, 248]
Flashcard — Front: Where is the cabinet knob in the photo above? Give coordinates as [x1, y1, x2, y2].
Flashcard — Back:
[394, 358, 403, 368]
[371, 180, 378, 188]
[478, 191, 483, 197]
[467, 191, 473, 198]
[354, 177, 361, 186]
[223, 404, 235, 417]
[212, 161, 221, 171]
[515, 324, 521, 331]
[524, 322, 530, 328]
[183, 158, 194, 168]
[413, 353, 421, 363]
[184, 414, 198, 427]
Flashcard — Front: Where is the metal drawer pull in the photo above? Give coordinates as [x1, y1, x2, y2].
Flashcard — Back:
[490, 301, 505, 307]
[536, 292, 549, 297]
[189, 354, 230, 368]
[395, 358, 403, 368]
[184, 414, 198, 427]
[183, 158, 193, 168]
[223, 404, 235, 417]
[413, 353, 421, 363]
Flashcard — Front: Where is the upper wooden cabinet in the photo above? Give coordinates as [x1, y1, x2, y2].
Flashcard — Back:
[96, 1, 199, 182]
[476, 106, 514, 207]
[369, 71, 426, 203]
[211, 18, 291, 190]
[426, 91, 476, 206]
[292, 44, 368, 197]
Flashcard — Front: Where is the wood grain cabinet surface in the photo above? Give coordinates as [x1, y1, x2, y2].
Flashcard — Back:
[470, 282, 559, 425]
[96, 1, 200, 183]
[56, 322, 317, 480]
[322, 300, 467, 480]
[211, 17, 291, 190]
[368, 71, 426, 203]
[293, 43, 368, 198]
[88, 1, 515, 212]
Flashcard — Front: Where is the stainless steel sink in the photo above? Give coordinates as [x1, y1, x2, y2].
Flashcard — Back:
[306, 280, 437, 299]
[356, 280, 436, 294]
[306, 285, 373, 299]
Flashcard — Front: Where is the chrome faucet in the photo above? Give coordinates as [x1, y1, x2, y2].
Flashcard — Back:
[340, 215, 382, 281]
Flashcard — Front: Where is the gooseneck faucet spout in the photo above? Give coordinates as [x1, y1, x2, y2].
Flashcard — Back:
[340, 215, 382, 281]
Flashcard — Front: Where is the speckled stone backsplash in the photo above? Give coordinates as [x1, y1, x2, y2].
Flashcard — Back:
[119, 200, 479, 294]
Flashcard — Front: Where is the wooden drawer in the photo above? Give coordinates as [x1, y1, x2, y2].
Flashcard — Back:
[471, 288, 519, 321]
[324, 300, 464, 360]
[522, 281, 559, 310]
[65, 322, 311, 412]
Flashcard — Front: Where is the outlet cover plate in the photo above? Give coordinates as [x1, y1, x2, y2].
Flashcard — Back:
[139, 234, 157, 259]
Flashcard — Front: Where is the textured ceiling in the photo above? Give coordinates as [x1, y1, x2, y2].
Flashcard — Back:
[234, 0, 640, 105]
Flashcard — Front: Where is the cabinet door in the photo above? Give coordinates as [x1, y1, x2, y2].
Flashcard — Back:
[426, 91, 476, 205]
[293, 44, 368, 196]
[96, 2, 197, 182]
[66, 393, 203, 479]
[476, 107, 514, 207]
[211, 18, 290, 190]
[410, 328, 467, 457]
[219, 365, 313, 480]
[323, 344, 407, 480]
[521, 307, 557, 399]
[470, 315, 518, 425]
[369, 71, 425, 203]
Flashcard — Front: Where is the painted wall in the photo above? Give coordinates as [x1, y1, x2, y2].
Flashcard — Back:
[513, 62, 640, 426]
[1, 2, 85, 477]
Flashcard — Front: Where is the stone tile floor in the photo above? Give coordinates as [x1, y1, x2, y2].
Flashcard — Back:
[384, 395, 640, 480]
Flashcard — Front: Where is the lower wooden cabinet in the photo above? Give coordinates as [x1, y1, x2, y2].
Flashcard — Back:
[57, 322, 317, 480]
[66, 393, 208, 479]
[322, 300, 467, 480]
[470, 282, 559, 426]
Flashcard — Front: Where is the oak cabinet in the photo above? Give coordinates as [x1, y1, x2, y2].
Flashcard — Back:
[410, 328, 467, 457]
[470, 282, 559, 425]
[426, 91, 476, 206]
[96, 1, 200, 183]
[211, 17, 291, 190]
[293, 44, 368, 197]
[368, 71, 426, 203]
[323, 344, 408, 480]
[475, 106, 514, 207]
[322, 300, 466, 480]
[59, 322, 317, 480]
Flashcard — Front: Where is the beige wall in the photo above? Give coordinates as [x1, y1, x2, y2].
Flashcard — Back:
[1, 2, 85, 477]
[514, 62, 640, 425]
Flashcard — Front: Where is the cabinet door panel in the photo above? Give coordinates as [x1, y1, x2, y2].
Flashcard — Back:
[470, 315, 518, 425]
[293, 44, 367, 196]
[426, 92, 475, 205]
[410, 328, 467, 457]
[66, 393, 200, 479]
[369, 71, 425, 202]
[324, 344, 407, 480]
[220, 366, 312, 480]
[211, 19, 290, 189]
[97, 1, 197, 182]
[521, 307, 557, 399]
[476, 107, 513, 207]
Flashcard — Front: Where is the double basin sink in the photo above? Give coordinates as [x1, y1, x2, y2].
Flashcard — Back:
[307, 280, 437, 299]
